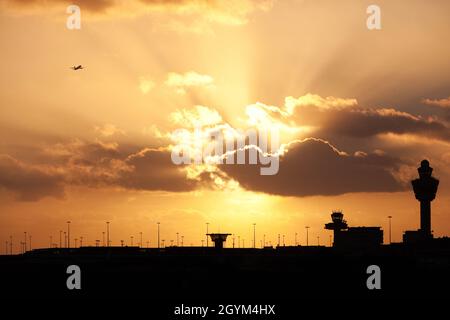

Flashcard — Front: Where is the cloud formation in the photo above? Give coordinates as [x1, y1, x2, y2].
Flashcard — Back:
[0, 140, 203, 201]
[165, 71, 215, 94]
[1, 0, 274, 26]
[220, 138, 407, 197]
[94, 124, 126, 137]
[0, 155, 65, 201]
[422, 96, 450, 109]
[250, 93, 450, 143]
[2, 92, 445, 201]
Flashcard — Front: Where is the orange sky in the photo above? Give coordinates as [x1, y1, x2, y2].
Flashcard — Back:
[1, 0, 450, 252]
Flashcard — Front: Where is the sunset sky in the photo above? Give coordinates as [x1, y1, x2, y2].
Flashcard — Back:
[1, 0, 449, 252]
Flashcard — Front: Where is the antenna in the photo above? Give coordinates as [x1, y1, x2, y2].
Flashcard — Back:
[67, 221, 71, 249]
[157, 222, 160, 249]
[106, 221, 110, 248]
[206, 223, 209, 247]
[253, 223, 256, 249]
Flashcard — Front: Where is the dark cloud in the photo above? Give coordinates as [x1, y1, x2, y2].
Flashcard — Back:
[0, 141, 199, 201]
[266, 95, 450, 142]
[221, 139, 406, 197]
[0, 155, 65, 201]
[0, 137, 414, 200]
[1, 0, 272, 20]
[118, 148, 197, 192]
[319, 108, 450, 141]
[61, 142, 200, 192]
[3, 0, 115, 13]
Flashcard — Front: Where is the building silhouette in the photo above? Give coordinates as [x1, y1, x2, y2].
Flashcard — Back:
[403, 159, 440, 243]
[207, 233, 231, 249]
[325, 211, 383, 249]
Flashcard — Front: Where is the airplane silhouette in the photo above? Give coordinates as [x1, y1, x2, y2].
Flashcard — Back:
[71, 65, 83, 70]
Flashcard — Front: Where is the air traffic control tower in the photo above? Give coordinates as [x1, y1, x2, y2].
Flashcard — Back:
[207, 233, 231, 249]
[411, 160, 440, 238]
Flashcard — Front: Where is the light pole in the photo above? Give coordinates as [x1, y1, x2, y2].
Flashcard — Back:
[176, 232, 179, 246]
[50, 235, 52, 248]
[206, 223, 209, 247]
[305, 226, 310, 246]
[253, 223, 256, 249]
[24, 232, 27, 252]
[106, 222, 110, 247]
[263, 234, 266, 247]
[282, 235, 285, 247]
[277, 234, 280, 247]
[157, 222, 160, 248]
[238, 236, 240, 248]
[80, 236, 83, 247]
[388, 215, 392, 244]
[29, 235, 32, 251]
[232, 236, 235, 248]
[140, 232, 143, 247]
[102, 232, 105, 247]
[59, 230, 62, 248]
[131, 236, 134, 246]
[64, 232, 67, 248]
[67, 221, 71, 249]
[181, 235, 184, 247]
